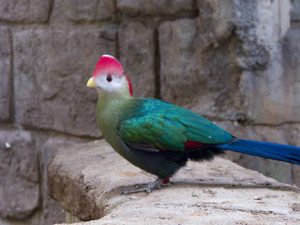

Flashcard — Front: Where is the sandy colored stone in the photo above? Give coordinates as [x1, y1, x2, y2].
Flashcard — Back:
[49, 140, 300, 224]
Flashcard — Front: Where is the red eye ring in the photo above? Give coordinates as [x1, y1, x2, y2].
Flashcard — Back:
[106, 74, 112, 82]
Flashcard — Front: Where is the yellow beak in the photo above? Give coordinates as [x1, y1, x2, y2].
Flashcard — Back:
[87, 77, 96, 88]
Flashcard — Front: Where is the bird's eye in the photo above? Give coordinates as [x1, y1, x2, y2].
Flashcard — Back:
[106, 74, 113, 82]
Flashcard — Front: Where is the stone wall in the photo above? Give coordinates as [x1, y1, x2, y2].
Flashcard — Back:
[0, 0, 299, 224]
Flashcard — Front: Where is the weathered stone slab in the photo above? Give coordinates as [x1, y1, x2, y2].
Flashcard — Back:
[240, 24, 300, 124]
[291, 0, 300, 23]
[197, 0, 233, 40]
[159, 18, 241, 120]
[40, 137, 85, 225]
[159, 18, 197, 104]
[119, 22, 155, 97]
[288, 124, 300, 187]
[49, 140, 300, 224]
[154, 0, 294, 126]
[0, 0, 50, 23]
[0, 129, 39, 220]
[293, 165, 300, 187]
[0, 27, 11, 122]
[13, 26, 117, 137]
[236, 0, 299, 125]
[53, 0, 115, 23]
[117, 0, 195, 16]
[281, 25, 300, 117]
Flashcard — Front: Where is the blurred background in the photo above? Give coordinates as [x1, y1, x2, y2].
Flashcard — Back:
[0, 0, 300, 224]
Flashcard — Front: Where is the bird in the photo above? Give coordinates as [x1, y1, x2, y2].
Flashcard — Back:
[87, 54, 300, 193]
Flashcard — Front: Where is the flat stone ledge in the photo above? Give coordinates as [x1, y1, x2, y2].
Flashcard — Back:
[49, 140, 300, 225]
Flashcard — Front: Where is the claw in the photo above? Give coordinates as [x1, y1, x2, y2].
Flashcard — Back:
[122, 178, 171, 195]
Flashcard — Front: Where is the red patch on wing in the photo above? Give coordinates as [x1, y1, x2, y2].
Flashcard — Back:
[125, 75, 133, 96]
[185, 141, 205, 149]
[162, 178, 170, 184]
[92, 54, 123, 77]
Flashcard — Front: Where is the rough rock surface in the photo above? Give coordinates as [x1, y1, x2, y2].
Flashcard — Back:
[0, 0, 50, 23]
[281, 24, 300, 121]
[0, 27, 11, 122]
[1, 1, 300, 225]
[0, 129, 39, 219]
[159, 17, 240, 120]
[52, 0, 115, 23]
[237, 0, 296, 124]
[291, 0, 300, 22]
[49, 140, 300, 224]
[117, 0, 196, 16]
[13, 26, 117, 137]
[119, 22, 155, 97]
[40, 137, 86, 225]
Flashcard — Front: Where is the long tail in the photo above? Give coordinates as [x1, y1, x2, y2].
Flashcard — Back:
[218, 139, 300, 165]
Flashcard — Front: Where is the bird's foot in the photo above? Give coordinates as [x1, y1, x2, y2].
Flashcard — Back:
[122, 178, 171, 195]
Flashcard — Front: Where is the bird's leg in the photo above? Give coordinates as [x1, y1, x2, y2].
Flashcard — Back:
[122, 177, 171, 195]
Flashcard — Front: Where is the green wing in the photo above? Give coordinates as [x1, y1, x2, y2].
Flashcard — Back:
[118, 99, 233, 152]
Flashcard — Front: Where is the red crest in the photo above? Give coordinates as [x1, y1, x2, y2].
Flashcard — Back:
[92, 54, 123, 77]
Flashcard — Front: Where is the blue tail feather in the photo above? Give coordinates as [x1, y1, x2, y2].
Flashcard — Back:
[218, 139, 300, 165]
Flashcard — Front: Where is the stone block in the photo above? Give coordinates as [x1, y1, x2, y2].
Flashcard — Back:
[291, 0, 300, 23]
[0, 0, 50, 23]
[232, 0, 271, 71]
[119, 22, 155, 97]
[282, 25, 300, 116]
[13, 26, 117, 137]
[197, 0, 233, 39]
[235, 0, 298, 125]
[39, 137, 85, 225]
[0, 27, 11, 122]
[240, 24, 300, 124]
[159, 18, 197, 104]
[117, 0, 195, 16]
[0, 129, 39, 220]
[159, 18, 241, 120]
[293, 165, 300, 187]
[49, 140, 300, 224]
[53, 0, 115, 23]
[289, 124, 300, 187]
[278, 0, 291, 36]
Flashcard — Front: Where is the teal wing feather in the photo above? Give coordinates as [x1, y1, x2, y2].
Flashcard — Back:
[118, 98, 233, 152]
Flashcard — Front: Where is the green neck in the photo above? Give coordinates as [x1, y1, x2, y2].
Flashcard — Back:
[96, 92, 134, 147]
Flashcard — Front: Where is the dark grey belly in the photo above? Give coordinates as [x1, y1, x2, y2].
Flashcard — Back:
[112, 140, 187, 178]
[126, 147, 188, 178]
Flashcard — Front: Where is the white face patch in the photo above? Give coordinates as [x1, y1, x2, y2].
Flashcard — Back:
[94, 74, 127, 95]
